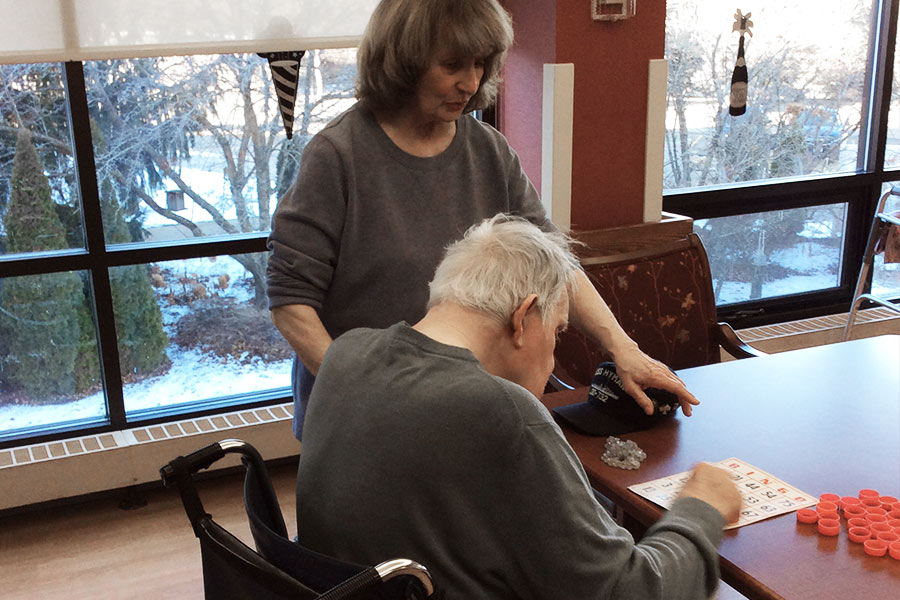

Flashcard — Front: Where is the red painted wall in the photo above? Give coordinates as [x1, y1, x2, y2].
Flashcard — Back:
[501, 0, 665, 230]
[499, 0, 556, 195]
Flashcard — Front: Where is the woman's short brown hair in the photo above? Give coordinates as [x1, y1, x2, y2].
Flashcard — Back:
[356, 0, 514, 114]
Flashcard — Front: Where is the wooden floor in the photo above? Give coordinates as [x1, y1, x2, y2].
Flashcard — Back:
[0, 460, 299, 599]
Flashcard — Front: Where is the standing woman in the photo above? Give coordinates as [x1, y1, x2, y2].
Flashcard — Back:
[267, 0, 696, 440]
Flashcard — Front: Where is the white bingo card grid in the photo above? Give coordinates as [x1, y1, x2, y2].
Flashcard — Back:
[628, 458, 818, 529]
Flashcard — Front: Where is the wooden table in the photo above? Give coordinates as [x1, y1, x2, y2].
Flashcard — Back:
[542, 335, 900, 600]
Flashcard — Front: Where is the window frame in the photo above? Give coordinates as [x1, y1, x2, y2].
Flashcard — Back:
[662, 0, 900, 329]
[0, 60, 287, 448]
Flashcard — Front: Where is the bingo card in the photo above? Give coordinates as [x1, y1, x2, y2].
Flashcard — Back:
[628, 458, 817, 529]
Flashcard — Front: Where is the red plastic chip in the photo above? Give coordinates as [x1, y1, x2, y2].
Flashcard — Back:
[848, 527, 871, 543]
[889, 541, 900, 561]
[864, 539, 888, 557]
[819, 493, 841, 504]
[817, 518, 840, 536]
[796, 508, 818, 524]
[815, 501, 839, 519]
[841, 496, 862, 511]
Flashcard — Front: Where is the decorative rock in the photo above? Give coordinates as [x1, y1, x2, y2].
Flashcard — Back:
[601, 436, 647, 470]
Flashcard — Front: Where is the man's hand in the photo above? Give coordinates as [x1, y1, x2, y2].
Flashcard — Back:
[613, 345, 700, 416]
[679, 463, 742, 524]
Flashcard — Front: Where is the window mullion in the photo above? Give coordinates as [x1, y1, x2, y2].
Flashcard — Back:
[860, 0, 899, 175]
[848, 1, 899, 304]
[63, 61, 127, 428]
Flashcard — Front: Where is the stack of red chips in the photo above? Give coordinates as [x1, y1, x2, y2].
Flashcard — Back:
[796, 489, 900, 559]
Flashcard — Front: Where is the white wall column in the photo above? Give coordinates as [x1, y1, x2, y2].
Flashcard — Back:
[643, 58, 667, 222]
[541, 63, 574, 231]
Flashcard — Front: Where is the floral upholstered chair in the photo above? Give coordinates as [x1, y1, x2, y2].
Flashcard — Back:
[551, 233, 763, 390]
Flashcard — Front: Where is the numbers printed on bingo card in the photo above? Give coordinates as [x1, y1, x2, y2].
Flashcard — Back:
[628, 458, 818, 529]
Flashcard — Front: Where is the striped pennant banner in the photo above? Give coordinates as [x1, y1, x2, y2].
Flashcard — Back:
[258, 51, 306, 139]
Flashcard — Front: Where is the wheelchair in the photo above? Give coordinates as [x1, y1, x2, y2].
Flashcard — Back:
[160, 439, 434, 599]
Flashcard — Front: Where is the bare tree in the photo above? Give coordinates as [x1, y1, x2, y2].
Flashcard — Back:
[664, 0, 868, 301]
[87, 51, 357, 306]
[1, 50, 357, 306]
[665, 1, 866, 190]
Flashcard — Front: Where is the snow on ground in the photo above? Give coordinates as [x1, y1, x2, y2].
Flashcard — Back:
[0, 255, 292, 435]
[715, 244, 841, 304]
[0, 348, 292, 432]
[715, 273, 841, 305]
[770, 244, 839, 274]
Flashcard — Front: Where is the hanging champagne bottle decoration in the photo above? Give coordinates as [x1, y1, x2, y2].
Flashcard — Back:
[729, 9, 753, 117]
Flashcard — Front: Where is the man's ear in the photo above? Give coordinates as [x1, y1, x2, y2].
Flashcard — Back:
[510, 294, 539, 348]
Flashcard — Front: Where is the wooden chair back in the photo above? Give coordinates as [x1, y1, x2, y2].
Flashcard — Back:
[554, 233, 722, 387]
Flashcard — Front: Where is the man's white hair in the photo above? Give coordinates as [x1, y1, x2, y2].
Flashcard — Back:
[427, 214, 582, 324]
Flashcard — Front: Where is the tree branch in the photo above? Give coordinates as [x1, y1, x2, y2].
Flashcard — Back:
[111, 170, 204, 236]
[0, 126, 72, 156]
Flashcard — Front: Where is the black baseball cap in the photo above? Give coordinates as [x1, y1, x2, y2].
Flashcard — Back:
[552, 362, 679, 436]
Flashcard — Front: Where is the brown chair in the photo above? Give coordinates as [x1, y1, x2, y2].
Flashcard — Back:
[551, 233, 764, 390]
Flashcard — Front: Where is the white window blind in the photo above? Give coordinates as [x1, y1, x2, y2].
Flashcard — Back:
[0, 0, 378, 64]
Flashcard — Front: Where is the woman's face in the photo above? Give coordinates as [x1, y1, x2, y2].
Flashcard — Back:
[410, 48, 485, 125]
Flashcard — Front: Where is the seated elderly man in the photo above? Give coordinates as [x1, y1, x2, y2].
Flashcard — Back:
[295, 214, 741, 599]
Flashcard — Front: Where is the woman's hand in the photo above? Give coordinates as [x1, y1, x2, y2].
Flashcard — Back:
[611, 344, 700, 416]
[567, 270, 700, 416]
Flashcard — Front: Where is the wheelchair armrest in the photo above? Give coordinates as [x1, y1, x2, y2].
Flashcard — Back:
[375, 559, 434, 595]
[317, 559, 433, 600]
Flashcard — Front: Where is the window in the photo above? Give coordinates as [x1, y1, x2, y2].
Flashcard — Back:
[695, 203, 847, 304]
[0, 50, 357, 443]
[664, 0, 899, 325]
[875, 14, 900, 299]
